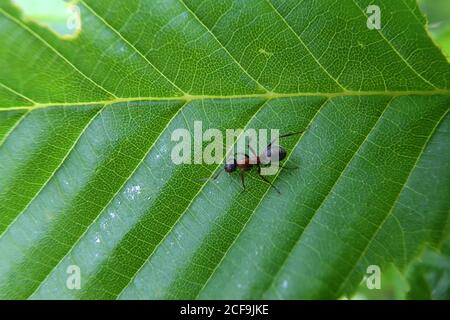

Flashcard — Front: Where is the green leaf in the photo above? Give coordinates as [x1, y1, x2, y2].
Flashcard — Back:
[405, 236, 450, 299]
[0, 0, 449, 300]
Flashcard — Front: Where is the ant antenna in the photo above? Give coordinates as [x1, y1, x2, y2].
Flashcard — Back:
[279, 130, 304, 139]
[257, 169, 281, 194]
[268, 130, 304, 148]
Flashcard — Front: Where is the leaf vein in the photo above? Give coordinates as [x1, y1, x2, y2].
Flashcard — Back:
[178, 0, 269, 93]
[0, 81, 36, 104]
[115, 98, 271, 299]
[80, 0, 186, 96]
[260, 96, 396, 297]
[263, 0, 347, 91]
[194, 96, 330, 299]
[334, 107, 450, 296]
[0, 8, 117, 99]
[0, 104, 106, 241]
[1, 89, 450, 112]
[27, 100, 189, 299]
[0, 109, 30, 148]
[351, 0, 439, 90]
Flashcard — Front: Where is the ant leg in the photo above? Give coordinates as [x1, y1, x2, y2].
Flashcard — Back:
[257, 165, 281, 194]
[267, 130, 305, 149]
[239, 170, 246, 191]
[279, 131, 304, 139]
[245, 144, 260, 166]
[246, 143, 257, 157]
[212, 170, 223, 179]
[281, 164, 299, 170]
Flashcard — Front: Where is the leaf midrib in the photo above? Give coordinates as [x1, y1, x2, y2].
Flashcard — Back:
[1, 0, 447, 111]
[2, 89, 450, 112]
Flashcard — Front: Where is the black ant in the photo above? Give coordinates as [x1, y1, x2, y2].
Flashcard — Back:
[201, 131, 303, 194]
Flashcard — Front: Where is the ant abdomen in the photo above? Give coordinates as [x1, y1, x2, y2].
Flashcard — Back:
[262, 145, 287, 163]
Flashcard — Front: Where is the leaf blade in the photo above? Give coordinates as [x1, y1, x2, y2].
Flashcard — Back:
[0, 0, 449, 300]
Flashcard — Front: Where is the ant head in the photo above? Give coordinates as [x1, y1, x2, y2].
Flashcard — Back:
[224, 158, 237, 172]
[265, 145, 287, 162]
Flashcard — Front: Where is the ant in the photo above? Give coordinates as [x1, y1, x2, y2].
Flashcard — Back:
[201, 131, 304, 194]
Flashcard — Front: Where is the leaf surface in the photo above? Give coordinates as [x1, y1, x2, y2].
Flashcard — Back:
[0, 0, 449, 299]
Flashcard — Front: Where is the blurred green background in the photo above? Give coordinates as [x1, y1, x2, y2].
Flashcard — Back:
[9, 0, 450, 300]
[418, 0, 450, 58]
